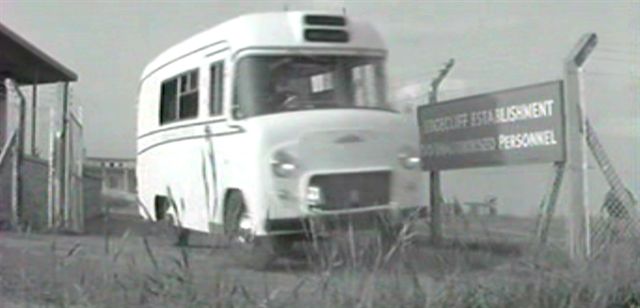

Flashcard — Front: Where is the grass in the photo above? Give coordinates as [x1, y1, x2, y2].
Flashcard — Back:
[4, 146, 640, 308]
[2, 202, 640, 308]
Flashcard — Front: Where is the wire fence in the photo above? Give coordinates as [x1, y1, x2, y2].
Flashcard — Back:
[415, 137, 639, 260]
[586, 120, 640, 259]
[590, 188, 639, 258]
[3, 80, 85, 232]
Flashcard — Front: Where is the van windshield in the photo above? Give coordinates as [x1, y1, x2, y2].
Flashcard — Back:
[234, 55, 389, 118]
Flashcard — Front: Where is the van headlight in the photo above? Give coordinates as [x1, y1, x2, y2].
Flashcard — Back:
[271, 150, 297, 177]
[398, 147, 421, 169]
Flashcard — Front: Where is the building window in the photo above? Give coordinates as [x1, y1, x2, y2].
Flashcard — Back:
[107, 175, 119, 189]
[160, 69, 199, 124]
[210, 62, 224, 116]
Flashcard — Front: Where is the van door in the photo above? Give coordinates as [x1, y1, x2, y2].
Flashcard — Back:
[201, 48, 229, 229]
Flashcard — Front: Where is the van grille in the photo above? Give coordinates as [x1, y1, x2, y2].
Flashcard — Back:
[308, 171, 391, 210]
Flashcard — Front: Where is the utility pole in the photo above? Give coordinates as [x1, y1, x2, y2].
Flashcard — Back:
[429, 59, 455, 245]
[564, 33, 597, 263]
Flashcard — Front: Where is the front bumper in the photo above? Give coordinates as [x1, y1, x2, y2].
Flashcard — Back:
[265, 205, 427, 235]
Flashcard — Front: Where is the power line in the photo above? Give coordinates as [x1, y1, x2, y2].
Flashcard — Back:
[448, 49, 558, 61]
[394, 48, 560, 74]
[598, 48, 639, 56]
[599, 43, 639, 49]
[397, 58, 551, 79]
[392, 50, 566, 84]
[584, 71, 640, 78]
[592, 56, 639, 63]
[391, 70, 451, 83]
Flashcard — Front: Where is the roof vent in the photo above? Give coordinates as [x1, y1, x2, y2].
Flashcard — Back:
[304, 15, 347, 26]
[304, 29, 349, 43]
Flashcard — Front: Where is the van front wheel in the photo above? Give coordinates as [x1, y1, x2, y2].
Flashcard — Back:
[224, 191, 291, 269]
[165, 214, 190, 247]
[224, 191, 254, 243]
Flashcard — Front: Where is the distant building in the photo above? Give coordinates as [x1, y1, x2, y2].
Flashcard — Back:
[84, 157, 136, 198]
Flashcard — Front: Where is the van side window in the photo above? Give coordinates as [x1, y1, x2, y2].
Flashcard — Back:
[210, 62, 224, 116]
[159, 69, 199, 124]
[160, 79, 178, 123]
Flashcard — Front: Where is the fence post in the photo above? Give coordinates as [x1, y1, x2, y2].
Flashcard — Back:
[77, 118, 85, 232]
[47, 106, 56, 228]
[428, 59, 455, 245]
[10, 130, 19, 227]
[60, 82, 69, 229]
[30, 73, 38, 156]
[0, 79, 5, 147]
[6, 79, 26, 229]
[66, 110, 84, 232]
[564, 33, 597, 263]
[536, 162, 566, 245]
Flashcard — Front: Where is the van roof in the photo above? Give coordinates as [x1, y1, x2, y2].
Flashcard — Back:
[141, 11, 386, 80]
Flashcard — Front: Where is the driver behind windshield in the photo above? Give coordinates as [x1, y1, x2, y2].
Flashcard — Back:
[235, 55, 387, 118]
[268, 77, 299, 111]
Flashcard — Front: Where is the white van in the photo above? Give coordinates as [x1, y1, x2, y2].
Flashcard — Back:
[136, 12, 426, 254]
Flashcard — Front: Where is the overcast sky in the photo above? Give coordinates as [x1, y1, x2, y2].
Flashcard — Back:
[1, 1, 638, 215]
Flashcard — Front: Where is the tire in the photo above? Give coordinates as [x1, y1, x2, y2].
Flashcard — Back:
[166, 214, 190, 247]
[176, 228, 190, 247]
[154, 196, 190, 246]
[224, 191, 292, 269]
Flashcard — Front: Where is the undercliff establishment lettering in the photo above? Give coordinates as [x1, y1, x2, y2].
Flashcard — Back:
[418, 81, 565, 170]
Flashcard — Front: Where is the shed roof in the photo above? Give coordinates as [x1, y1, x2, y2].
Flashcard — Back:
[0, 22, 77, 84]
